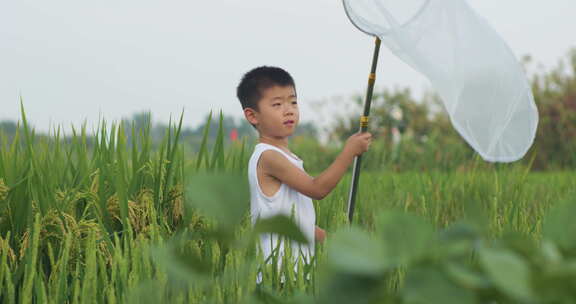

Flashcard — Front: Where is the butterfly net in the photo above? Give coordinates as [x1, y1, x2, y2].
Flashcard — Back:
[343, 0, 538, 162]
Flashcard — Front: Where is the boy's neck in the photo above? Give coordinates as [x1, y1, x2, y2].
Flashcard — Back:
[259, 135, 289, 150]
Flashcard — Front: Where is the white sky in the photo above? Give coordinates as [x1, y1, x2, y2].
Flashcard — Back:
[1, 0, 575, 133]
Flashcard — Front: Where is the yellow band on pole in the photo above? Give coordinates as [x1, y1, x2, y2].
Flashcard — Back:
[360, 116, 369, 128]
[368, 73, 376, 85]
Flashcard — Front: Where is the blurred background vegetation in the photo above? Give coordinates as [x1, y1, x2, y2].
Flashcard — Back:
[2, 49, 575, 172]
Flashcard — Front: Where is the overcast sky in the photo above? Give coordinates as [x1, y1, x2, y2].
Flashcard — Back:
[1, 0, 575, 133]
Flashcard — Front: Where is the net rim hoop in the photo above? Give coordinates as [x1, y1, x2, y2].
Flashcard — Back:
[341, 0, 432, 37]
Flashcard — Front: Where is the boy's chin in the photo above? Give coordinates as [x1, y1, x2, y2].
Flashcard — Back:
[283, 131, 295, 138]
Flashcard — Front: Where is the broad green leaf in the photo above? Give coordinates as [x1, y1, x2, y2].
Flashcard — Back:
[444, 262, 490, 289]
[253, 215, 308, 244]
[539, 240, 562, 264]
[542, 202, 576, 252]
[437, 222, 480, 258]
[150, 233, 212, 281]
[327, 227, 387, 275]
[479, 247, 534, 301]
[185, 173, 249, 230]
[376, 211, 435, 266]
[403, 266, 476, 304]
[318, 272, 383, 304]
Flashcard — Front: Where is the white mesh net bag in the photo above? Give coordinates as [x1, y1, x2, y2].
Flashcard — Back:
[343, 0, 539, 162]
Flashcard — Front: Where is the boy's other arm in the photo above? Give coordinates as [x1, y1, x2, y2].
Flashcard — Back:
[315, 225, 326, 243]
[261, 132, 371, 200]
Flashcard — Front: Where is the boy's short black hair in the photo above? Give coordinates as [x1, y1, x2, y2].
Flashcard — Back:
[236, 66, 296, 112]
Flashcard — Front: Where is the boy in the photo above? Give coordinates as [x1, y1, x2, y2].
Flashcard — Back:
[236, 66, 372, 269]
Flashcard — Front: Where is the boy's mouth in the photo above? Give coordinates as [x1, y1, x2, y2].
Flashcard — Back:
[283, 120, 295, 125]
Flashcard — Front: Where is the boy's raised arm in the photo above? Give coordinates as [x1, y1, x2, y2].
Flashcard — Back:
[261, 132, 372, 200]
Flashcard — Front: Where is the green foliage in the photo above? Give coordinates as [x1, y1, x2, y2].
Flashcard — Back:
[479, 247, 533, 301]
[326, 227, 386, 276]
[0, 79, 575, 303]
[253, 216, 309, 245]
[377, 211, 435, 267]
[186, 173, 249, 230]
[528, 49, 576, 169]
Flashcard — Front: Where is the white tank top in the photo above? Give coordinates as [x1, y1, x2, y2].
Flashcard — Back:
[248, 143, 316, 266]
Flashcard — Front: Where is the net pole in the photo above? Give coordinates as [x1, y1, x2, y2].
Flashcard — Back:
[347, 37, 381, 224]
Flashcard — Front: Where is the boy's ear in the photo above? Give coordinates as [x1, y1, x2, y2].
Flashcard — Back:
[244, 107, 259, 126]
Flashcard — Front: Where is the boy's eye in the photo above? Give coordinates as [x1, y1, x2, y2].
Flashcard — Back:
[273, 103, 280, 106]
[292, 101, 298, 105]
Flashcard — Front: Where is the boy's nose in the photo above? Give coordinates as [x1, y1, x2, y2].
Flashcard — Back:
[285, 111, 296, 118]
[284, 107, 295, 116]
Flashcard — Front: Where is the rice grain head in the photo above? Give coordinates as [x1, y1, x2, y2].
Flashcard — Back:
[169, 185, 184, 225]
[0, 178, 8, 201]
[0, 232, 17, 265]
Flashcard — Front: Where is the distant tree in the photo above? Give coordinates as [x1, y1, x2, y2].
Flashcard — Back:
[329, 87, 451, 145]
[0, 120, 17, 136]
[294, 121, 318, 139]
[528, 49, 576, 169]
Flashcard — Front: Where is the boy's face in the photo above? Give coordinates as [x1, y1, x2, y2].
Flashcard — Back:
[245, 85, 299, 138]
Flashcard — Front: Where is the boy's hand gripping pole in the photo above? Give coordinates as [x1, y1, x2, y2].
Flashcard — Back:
[347, 37, 381, 224]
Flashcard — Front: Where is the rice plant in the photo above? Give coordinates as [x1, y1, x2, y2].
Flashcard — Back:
[0, 106, 575, 303]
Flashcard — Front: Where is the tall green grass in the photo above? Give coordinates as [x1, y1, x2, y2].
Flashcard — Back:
[0, 107, 574, 303]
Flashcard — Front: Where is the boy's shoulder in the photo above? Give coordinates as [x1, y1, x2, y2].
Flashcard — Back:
[248, 146, 302, 179]
[249, 144, 283, 170]
[253, 144, 302, 165]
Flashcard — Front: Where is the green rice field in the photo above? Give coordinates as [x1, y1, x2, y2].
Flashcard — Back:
[0, 111, 575, 303]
